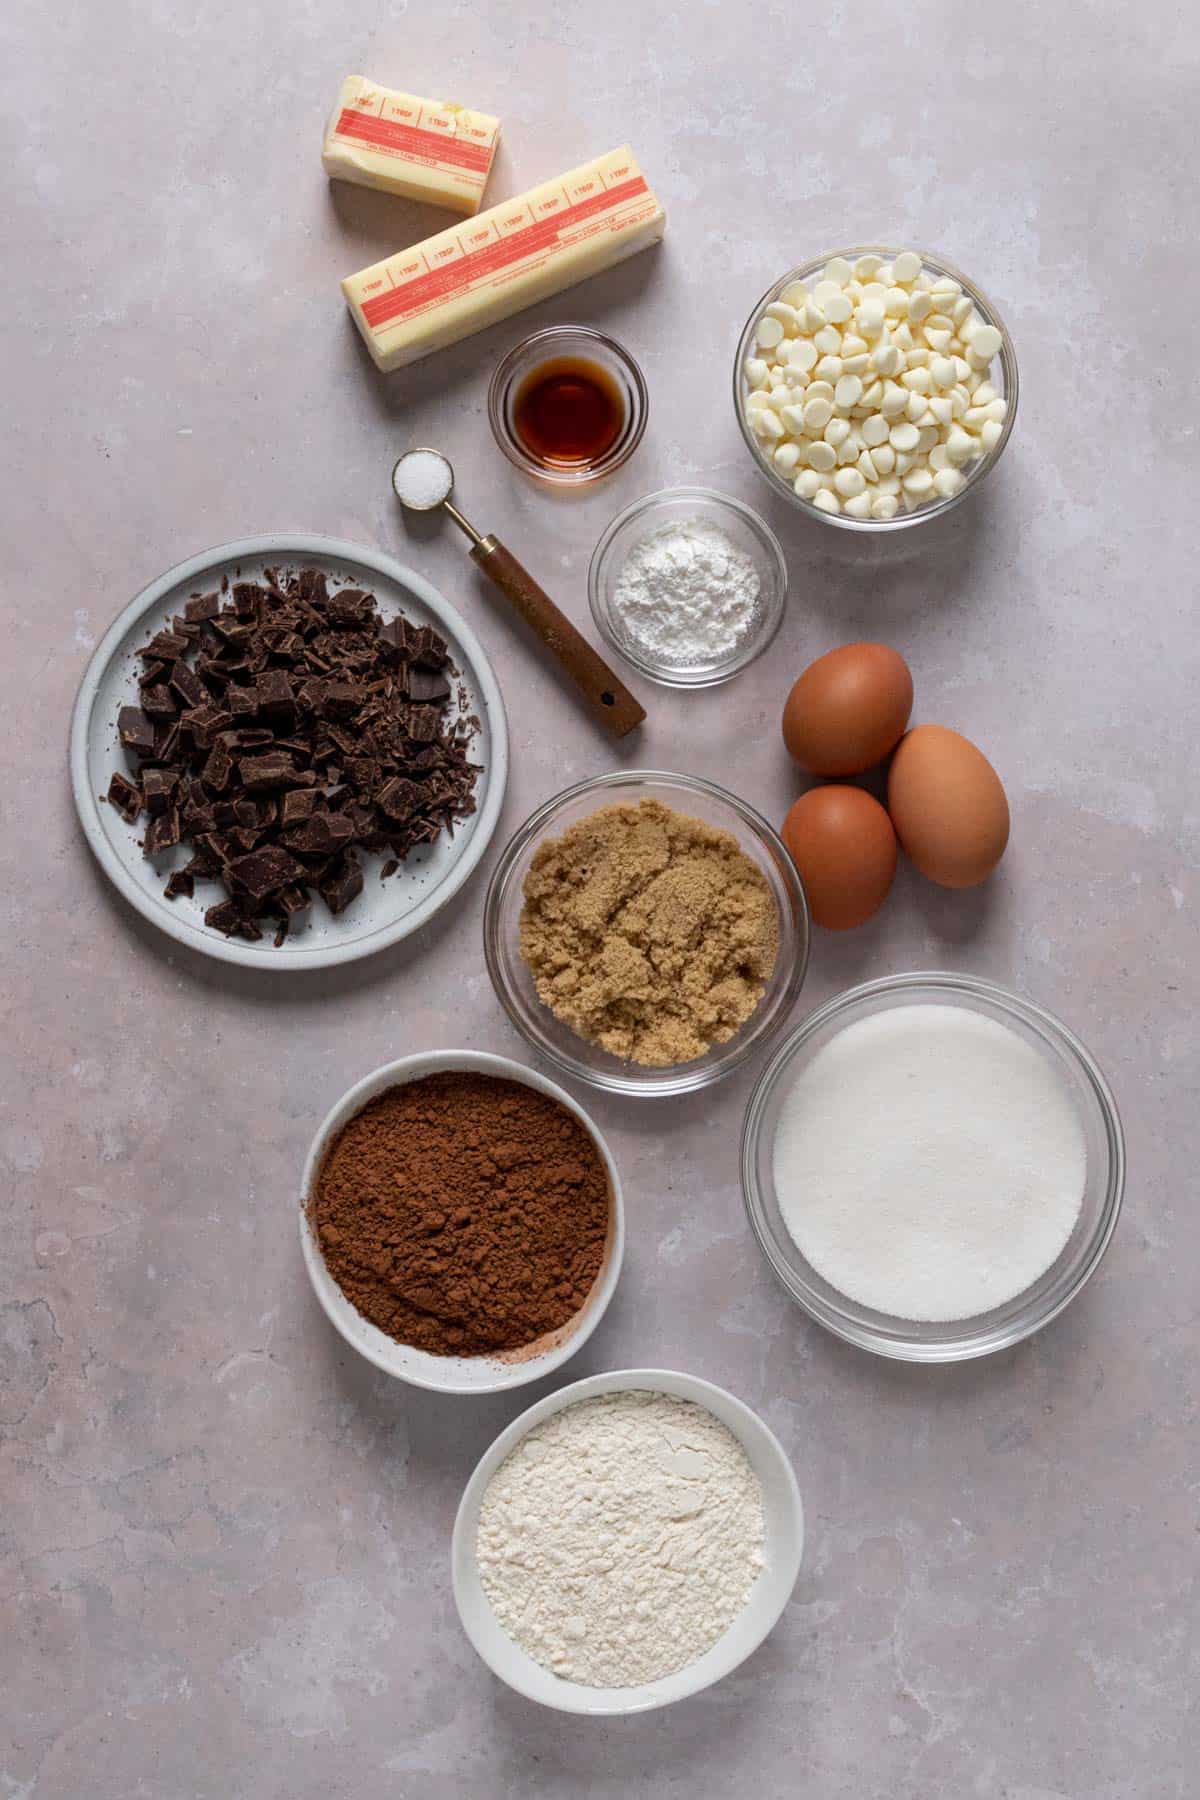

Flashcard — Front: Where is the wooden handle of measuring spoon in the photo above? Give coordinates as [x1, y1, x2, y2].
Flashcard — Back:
[471, 536, 646, 738]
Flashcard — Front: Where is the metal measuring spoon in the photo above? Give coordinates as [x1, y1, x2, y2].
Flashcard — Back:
[392, 448, 645, 739]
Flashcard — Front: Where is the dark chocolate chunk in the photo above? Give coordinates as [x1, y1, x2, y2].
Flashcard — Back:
[184, 591, 221, 623]
[204, 898, 242, 935]
[407, 705, 441, 742]
[163, 870, 195, 901]
[280, 788, 320, 826]
[140, 684, 178, 720]
[283, 811, 355, 855]
[118, 706, 157, 755]
[376, 776, 424, 822]
[255, 668, 296, 729]
[239, 752, 311, 791]
[142, 767, 178, 815]
[169, 661, 206, 708]
[140, 630, 190, 662]
[408, 667, 451, 704]
[107, 771, 142, 822]
[232, 582, 266, 619]
[228, 845, 304, 901]
[144, 809, 182, 855]
[202, 740, 234, 792]
[319, 857, 364, 915]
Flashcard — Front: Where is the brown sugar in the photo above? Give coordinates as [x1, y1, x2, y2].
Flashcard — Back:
[518, 799, 779, 1067]
[310, 1073, 610, 1357]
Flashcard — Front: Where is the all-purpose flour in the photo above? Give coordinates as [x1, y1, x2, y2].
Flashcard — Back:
[774, 1004, 1087, 1322]
[476, 1391, 765, 1687]
[610, 517, 761, 667]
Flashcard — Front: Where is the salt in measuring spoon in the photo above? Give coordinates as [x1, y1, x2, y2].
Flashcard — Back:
[391, 449, 645, 739]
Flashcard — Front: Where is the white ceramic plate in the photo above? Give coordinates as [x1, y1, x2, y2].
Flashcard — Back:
[69, 533, 508, 970]
[299, 1051, 625, 1394]
[452, 1368, 804, 1713]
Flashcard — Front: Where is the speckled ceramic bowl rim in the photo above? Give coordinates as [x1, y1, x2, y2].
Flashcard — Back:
[299, 1050, 625, 1394]
[451, 1367, 804, 1714]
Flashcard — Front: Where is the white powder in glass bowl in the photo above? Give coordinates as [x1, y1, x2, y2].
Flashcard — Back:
[773, 1004, 1087, 1322]
[610, 517, 761, 667]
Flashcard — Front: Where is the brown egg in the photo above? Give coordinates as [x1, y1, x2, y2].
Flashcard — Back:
[781, 787, 898, 930]
[782, 643, 914, 776]
[888, 725, 1010, 889]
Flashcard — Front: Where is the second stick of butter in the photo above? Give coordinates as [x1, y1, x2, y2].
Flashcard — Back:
[322, 75, 501, 215]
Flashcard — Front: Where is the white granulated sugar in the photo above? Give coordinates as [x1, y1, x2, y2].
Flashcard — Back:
[610, 517, 761, 667]
[475, 1390, 765, 1688]
[774, 1005, 1087, 1322]
[392, 449, 452, 509]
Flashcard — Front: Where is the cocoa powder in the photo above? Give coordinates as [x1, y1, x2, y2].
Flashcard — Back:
[310, 1072, 610, 1357]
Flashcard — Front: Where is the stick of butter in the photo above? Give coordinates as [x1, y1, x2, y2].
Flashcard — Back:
[341, 145, 666, 372]
[322, 75, 501, 216]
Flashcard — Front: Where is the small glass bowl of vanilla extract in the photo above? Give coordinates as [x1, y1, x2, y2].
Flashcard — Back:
[488, 325, 648, 486]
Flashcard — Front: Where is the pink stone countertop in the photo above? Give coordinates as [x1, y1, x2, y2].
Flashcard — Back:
[3, 2, 1198, 1796]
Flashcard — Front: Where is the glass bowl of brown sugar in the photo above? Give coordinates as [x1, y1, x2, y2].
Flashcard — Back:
[483, 771, 811, 1098]
[300, 1049, 625, 1393]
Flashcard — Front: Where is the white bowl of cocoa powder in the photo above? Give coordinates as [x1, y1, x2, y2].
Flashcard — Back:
[299, 1050, 625, 1393]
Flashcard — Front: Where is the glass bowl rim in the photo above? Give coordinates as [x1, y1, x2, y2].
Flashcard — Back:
[732, 244, 1020, 533]
[483, 768, 812, 1097]
[740, 969, 1125, 1361]
[587, 484, 789, 689]
[488, 323, 650, 487]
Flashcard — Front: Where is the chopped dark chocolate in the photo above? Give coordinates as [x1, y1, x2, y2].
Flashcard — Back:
[140, 630, 190, 662]
[169, 661, 206, 708]
[255, 669, 296, 729]
[118, 706, 157, 755]
[108, 567, 480, 941]
[319, 857, 364, 915]
[144, 809, 182, 855]
[142, 767, 178, 814]
[107, 771, 142, 822]
[228, 845, 304, 901]
[140, 684, 178, 720]
[185, 592, 221, 623]
[408, 667, 451, 704]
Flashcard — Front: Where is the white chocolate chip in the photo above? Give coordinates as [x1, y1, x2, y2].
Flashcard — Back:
[794, 469, 822, 499]
[756, 316, 784, 349]
[806, 439, 837, 471]
[843, 492, 873, 519]
[812, 488, 841, 514]
[892, 250, 922, 283]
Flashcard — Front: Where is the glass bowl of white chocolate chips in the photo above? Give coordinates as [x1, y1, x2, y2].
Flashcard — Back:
[734, 247, 1018, 529]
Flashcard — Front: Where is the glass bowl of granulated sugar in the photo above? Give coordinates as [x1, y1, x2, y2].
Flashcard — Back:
[588, 487, 787, 687]
[742, 972, 1125, 1362]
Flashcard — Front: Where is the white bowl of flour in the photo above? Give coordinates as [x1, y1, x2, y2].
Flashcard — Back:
[452, 1369, 804, 1713]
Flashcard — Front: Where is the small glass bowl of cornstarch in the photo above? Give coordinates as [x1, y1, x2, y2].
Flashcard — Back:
[734, 248, 1018, 529]
[589, 487, 787, 686]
